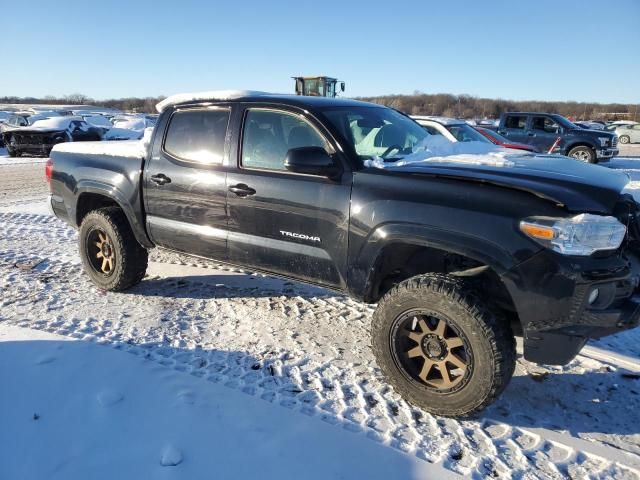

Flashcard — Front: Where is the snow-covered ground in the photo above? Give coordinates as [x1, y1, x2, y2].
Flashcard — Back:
[1, 146, 640, 479]
[1, 324, 448, 480]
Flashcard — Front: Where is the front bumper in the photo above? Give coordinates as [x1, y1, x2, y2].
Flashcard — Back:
[502, 249, 640, 364]
[596, 147, 619, 160]
[10, 143, 55, 156]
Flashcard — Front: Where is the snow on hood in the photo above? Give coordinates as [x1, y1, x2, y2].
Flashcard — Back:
[156, 90, 271, 112]
[104, 127, 144, 140]
[112, 117, 146, 130]
[26, 116, 78, 131]
[364, 136, 519, 169]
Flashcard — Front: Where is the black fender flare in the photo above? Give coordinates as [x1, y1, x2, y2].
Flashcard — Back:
[73, 181, 153, 248]
[565, 140, 597, 154]
[352, 223, 519, 301]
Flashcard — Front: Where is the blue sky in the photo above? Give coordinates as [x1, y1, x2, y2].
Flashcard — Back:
[4, 0, 639, 103]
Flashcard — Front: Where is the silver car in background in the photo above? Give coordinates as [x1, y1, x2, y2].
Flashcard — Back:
[612, 123, 640, 144]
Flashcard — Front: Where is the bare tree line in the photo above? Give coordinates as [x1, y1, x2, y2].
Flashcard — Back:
[358, 93, 639, 121]
[1, 92, 638, 121]
[0, 94, 165, 114]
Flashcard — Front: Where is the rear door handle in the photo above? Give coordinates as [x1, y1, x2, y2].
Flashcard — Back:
[150, 174, 171, 185]
[228, 183, 256, 197]
[527, 132, 536, 137]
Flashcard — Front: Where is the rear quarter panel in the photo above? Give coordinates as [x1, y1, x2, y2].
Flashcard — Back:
[49, 142, 152, 247]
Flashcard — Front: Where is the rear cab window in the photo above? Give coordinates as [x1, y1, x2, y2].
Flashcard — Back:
[163, 108, 230, 164]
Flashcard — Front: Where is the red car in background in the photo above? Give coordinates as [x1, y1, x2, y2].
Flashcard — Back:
[475, 127, 540, 153]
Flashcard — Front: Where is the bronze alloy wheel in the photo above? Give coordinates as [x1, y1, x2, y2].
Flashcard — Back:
[390, 311, 472, 394]
[87, 227, 116, 275]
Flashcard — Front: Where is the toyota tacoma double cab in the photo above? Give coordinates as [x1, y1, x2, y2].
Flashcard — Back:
[47, 91, 640, 417]
[497, 112, 619, 163]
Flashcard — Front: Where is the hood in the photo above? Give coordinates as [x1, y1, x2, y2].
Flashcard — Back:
[568, 127, 616, 138]
[369, 153, 629, 213]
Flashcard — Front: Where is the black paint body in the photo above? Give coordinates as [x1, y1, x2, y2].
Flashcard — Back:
[48, 94, 640, 365]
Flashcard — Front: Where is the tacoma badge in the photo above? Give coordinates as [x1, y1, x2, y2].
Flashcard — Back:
[279, 230, 321, 243]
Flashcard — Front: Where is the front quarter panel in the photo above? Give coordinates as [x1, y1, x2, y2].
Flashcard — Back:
[347, 169, 565, 300]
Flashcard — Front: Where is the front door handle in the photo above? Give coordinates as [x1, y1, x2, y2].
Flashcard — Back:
[228, 183, 256, 197]
[150, 173, 171, 185]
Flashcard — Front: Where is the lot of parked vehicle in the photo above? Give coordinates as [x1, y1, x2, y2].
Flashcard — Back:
[3, 116, 103, 157]
[0, 107, 160, 155]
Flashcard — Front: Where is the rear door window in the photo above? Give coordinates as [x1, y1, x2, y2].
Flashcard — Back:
[163, 108, 230, 164]
[504, 115, 527, 129]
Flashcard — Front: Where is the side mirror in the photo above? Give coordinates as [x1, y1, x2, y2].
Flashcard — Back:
[340, 82, 345, 92]
[285, 147, 341, 178]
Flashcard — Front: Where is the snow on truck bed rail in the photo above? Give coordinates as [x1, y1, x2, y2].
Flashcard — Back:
[156, 89, 271, 112]
[52, 139, 148, 158]
[52, 128, 153, 158]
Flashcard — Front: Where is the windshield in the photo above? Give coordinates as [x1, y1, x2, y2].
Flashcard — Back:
[478, 127, 509, 143]
[445, 124, 491, 143]
[322, 106, 428, 160]
[551, 114, 579, 130]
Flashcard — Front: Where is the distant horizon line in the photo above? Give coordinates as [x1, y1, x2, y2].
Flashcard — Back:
[1, 92, 638, 107]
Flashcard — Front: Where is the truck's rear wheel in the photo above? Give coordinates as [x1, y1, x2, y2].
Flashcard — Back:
[567, 145, 596, 163]
[371, 274, 516, 417]
[79, 207, 148, 291]
[619, 135, 630, 144]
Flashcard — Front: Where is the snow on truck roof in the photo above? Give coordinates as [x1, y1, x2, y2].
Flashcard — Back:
[155, 90, 372, 112]
[156, 90, 271, 112]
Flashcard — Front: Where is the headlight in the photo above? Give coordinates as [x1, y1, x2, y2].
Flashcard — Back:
[519, 214, 626, 255]
[598, 137, 610, 147]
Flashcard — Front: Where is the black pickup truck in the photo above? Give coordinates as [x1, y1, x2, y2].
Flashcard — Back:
[496, 112, 619, 163]
[47, 92, 640, 417]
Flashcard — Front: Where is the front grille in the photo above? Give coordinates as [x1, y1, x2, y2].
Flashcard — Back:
[612, 136, 618, 148]
[13, 134, 53, 145]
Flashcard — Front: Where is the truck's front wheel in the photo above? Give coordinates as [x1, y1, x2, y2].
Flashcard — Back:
[79, 207, 148, 291]
[567, 145, 596, 163]
[371, 274, 516, 417]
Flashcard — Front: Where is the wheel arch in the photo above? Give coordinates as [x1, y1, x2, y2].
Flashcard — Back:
[356, 225, 520, 324]
[565, 141, 596, 154]
[74, 182, 153, 248]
